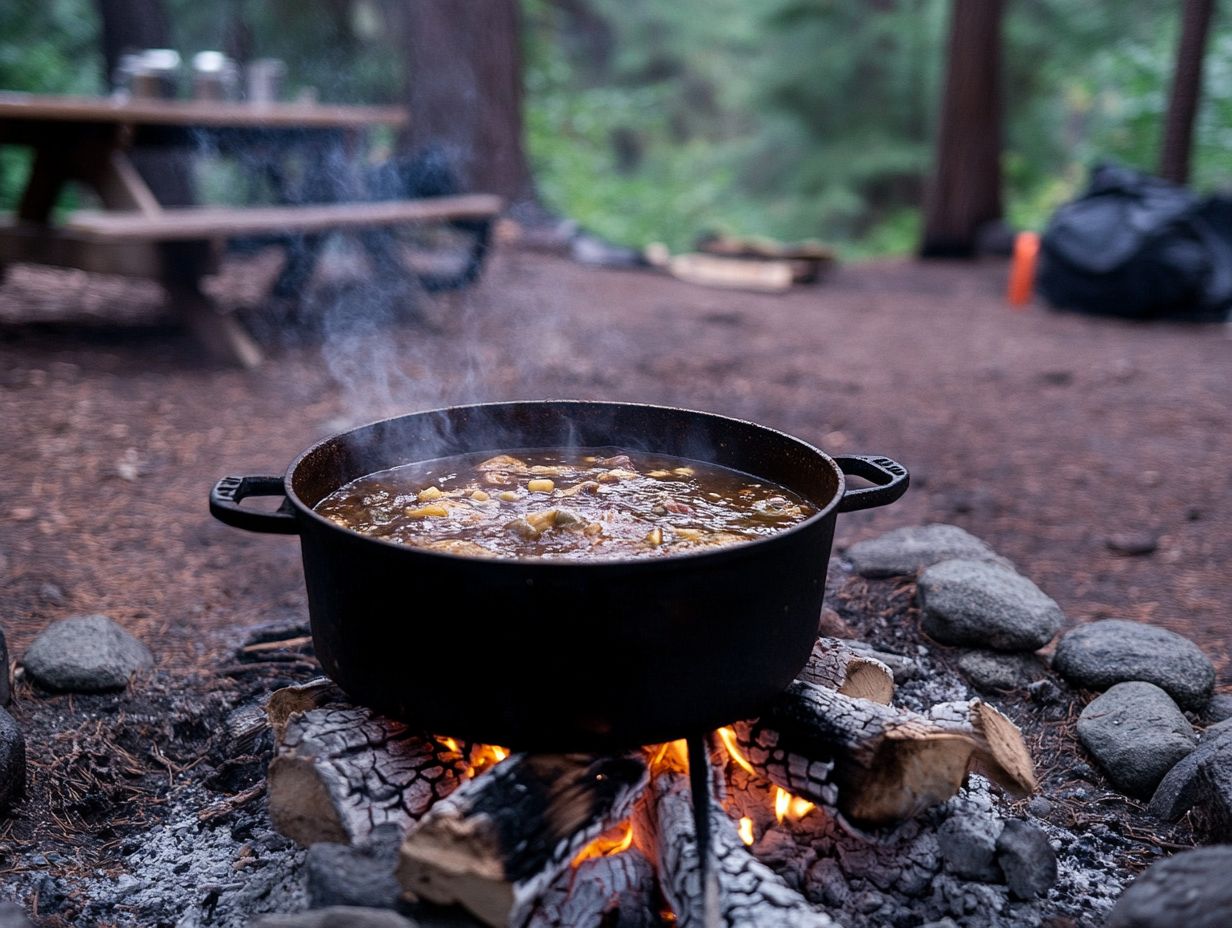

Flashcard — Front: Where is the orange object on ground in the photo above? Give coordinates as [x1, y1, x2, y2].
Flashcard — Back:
[1008, 231, 1040, 307]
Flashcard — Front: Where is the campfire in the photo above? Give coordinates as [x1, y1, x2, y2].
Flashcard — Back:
[265, 636, 1035, 927]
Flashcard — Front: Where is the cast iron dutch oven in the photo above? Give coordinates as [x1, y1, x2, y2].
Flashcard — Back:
[209, 401, 907, 752]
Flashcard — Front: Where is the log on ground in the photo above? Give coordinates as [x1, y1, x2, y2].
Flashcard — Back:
[267, 698, 469, 846]
[733, 681, 1035, 827]
[798, 637, 895, 704]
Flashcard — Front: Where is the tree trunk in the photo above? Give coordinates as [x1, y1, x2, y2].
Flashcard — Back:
[94, 0, 171, 88]
[1159, 0, 1216, 185]
[402, 0, 536, 206]
[918, 0, 1004, 258]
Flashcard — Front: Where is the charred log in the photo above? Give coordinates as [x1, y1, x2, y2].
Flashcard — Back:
[521, 840, 664, 928]
[798, 638, 894, 704]
[267, 690, 469, 846]
[397, 752, 649, 927]
[733, 681, 1035, 827]
[636, 751, 839, 928]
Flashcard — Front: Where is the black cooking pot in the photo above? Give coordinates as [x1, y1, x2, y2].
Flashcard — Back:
[209, 401, 907, 752]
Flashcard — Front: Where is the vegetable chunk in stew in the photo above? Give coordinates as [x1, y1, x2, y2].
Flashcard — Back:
[314, 449, 817, 560]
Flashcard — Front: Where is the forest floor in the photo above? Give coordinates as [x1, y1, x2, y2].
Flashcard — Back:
[0, 246, 1229, 919]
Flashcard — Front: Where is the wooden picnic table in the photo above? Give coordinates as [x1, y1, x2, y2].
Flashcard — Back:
[0, 92, 498, 366]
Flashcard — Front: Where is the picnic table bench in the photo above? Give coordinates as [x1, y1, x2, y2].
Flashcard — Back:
[0, 92, 503, 366]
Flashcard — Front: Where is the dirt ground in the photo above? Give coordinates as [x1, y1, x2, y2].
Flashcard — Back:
[1, 246, 1229, 919]
[2, 248, 1228, 677]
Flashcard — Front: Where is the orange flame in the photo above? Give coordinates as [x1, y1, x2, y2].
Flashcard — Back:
[436, 736, 510, 777]
[737, 816, 755, 846]
[717, 727, 757, 776]
[570, 821, 635, 868]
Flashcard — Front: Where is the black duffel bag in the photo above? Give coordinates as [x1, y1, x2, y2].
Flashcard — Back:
[1038, 163, 1232, 322]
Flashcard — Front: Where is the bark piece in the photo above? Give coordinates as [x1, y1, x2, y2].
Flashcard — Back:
[635, 753, 838, 927]
[799, 638, 894, 704]
[733, 681, 1035, 827]
[397, 753, 649, 928]
[268, 701, 468, 847]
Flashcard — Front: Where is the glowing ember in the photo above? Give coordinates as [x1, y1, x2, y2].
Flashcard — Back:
[738, 816, 755, 845]
[435, 736, 510, 777]
[570, 821, 635, 868]
[649, 739, 690, 770]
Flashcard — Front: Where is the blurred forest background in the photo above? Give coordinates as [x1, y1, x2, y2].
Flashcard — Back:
[2, 0, 1230, 257]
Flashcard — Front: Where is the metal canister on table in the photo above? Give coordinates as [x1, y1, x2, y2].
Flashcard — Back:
[115, 48, 183, 99]
[245, 59, 286, 105]
[191, 51, 240, 101]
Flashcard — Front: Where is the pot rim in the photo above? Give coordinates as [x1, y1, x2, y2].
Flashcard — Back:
[282, 399, 847, 570]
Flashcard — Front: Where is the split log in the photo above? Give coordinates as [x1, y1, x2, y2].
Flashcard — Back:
[733, 681, 1035, 827]
[635, 750, 839, 928]
[268, 694, 469, 846]
[397, 752, 649, 928]
[799, 638, 894, 704]
[521, 841, 663, 928]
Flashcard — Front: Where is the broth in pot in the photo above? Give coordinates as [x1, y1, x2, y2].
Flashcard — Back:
[314, 448, 817, 560]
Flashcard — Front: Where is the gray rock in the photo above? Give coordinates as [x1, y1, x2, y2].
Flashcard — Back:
[1106, 846, 1232, 928]
[845, 523, 1009, 578]
[918, 559, 1063, 651]
[1148, 727, 1232, 841]
[22, 614, 153, 692]
[1105, 532, 1158, 556]
[1204, 693, 1232, 723]
[251, 909, 417, 928]
[0, 903, 33, 928]
[957, 650, 1045, 691]
[1076, 682, 1196, 797]
[937, 812, 1003, 882]
[1200, 717, 1232, 744]
[0, 626, 9, 706]
[0, 707, 25, 808]
[994, 820, 1056, 899]
[304, 825, 401, 910]
[1053, 619, 1215, 711]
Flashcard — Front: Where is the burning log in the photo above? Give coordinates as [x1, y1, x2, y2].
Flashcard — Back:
[732, 681, 1036, 827]
[267, 684, 470, 846]
[636, 747, 839, 928]
[397, 752, 649, 928]
[798, 638, 895, 704]
[520, 837, 663, 928]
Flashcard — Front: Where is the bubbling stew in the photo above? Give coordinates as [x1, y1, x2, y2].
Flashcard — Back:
[313, 449, 818, 560]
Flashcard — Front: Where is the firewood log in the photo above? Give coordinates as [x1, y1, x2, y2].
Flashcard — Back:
[798, 638, 894, 704]
[732, 681, 1035, 827]
[267, 699, 469, 846]
[520, 841, 664, 928]
[635, 749, 839, 928]
[397, 753, 649, 928]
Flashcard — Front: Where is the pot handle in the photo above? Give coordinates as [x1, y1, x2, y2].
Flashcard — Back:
[209, 475, 300, 535]
[835, 455, 910, 513]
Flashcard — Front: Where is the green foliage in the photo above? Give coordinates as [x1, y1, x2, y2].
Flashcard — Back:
[2, 0, 1231, 256]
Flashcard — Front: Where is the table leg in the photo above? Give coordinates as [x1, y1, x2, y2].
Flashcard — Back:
[17, 147, 70, 222]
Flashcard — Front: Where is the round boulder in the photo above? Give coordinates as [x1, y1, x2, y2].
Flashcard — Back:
[1077, 681, 1196, 797]
[957, 650, 1045, 692]
[0, 707, 25, 809]
[1053, 619, 1215, 711]
[23, 614, 153, 693]
[1106, 846, 1232, 928]
[918, 559, 1063, 652]
[845, 523, 1009, 578]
